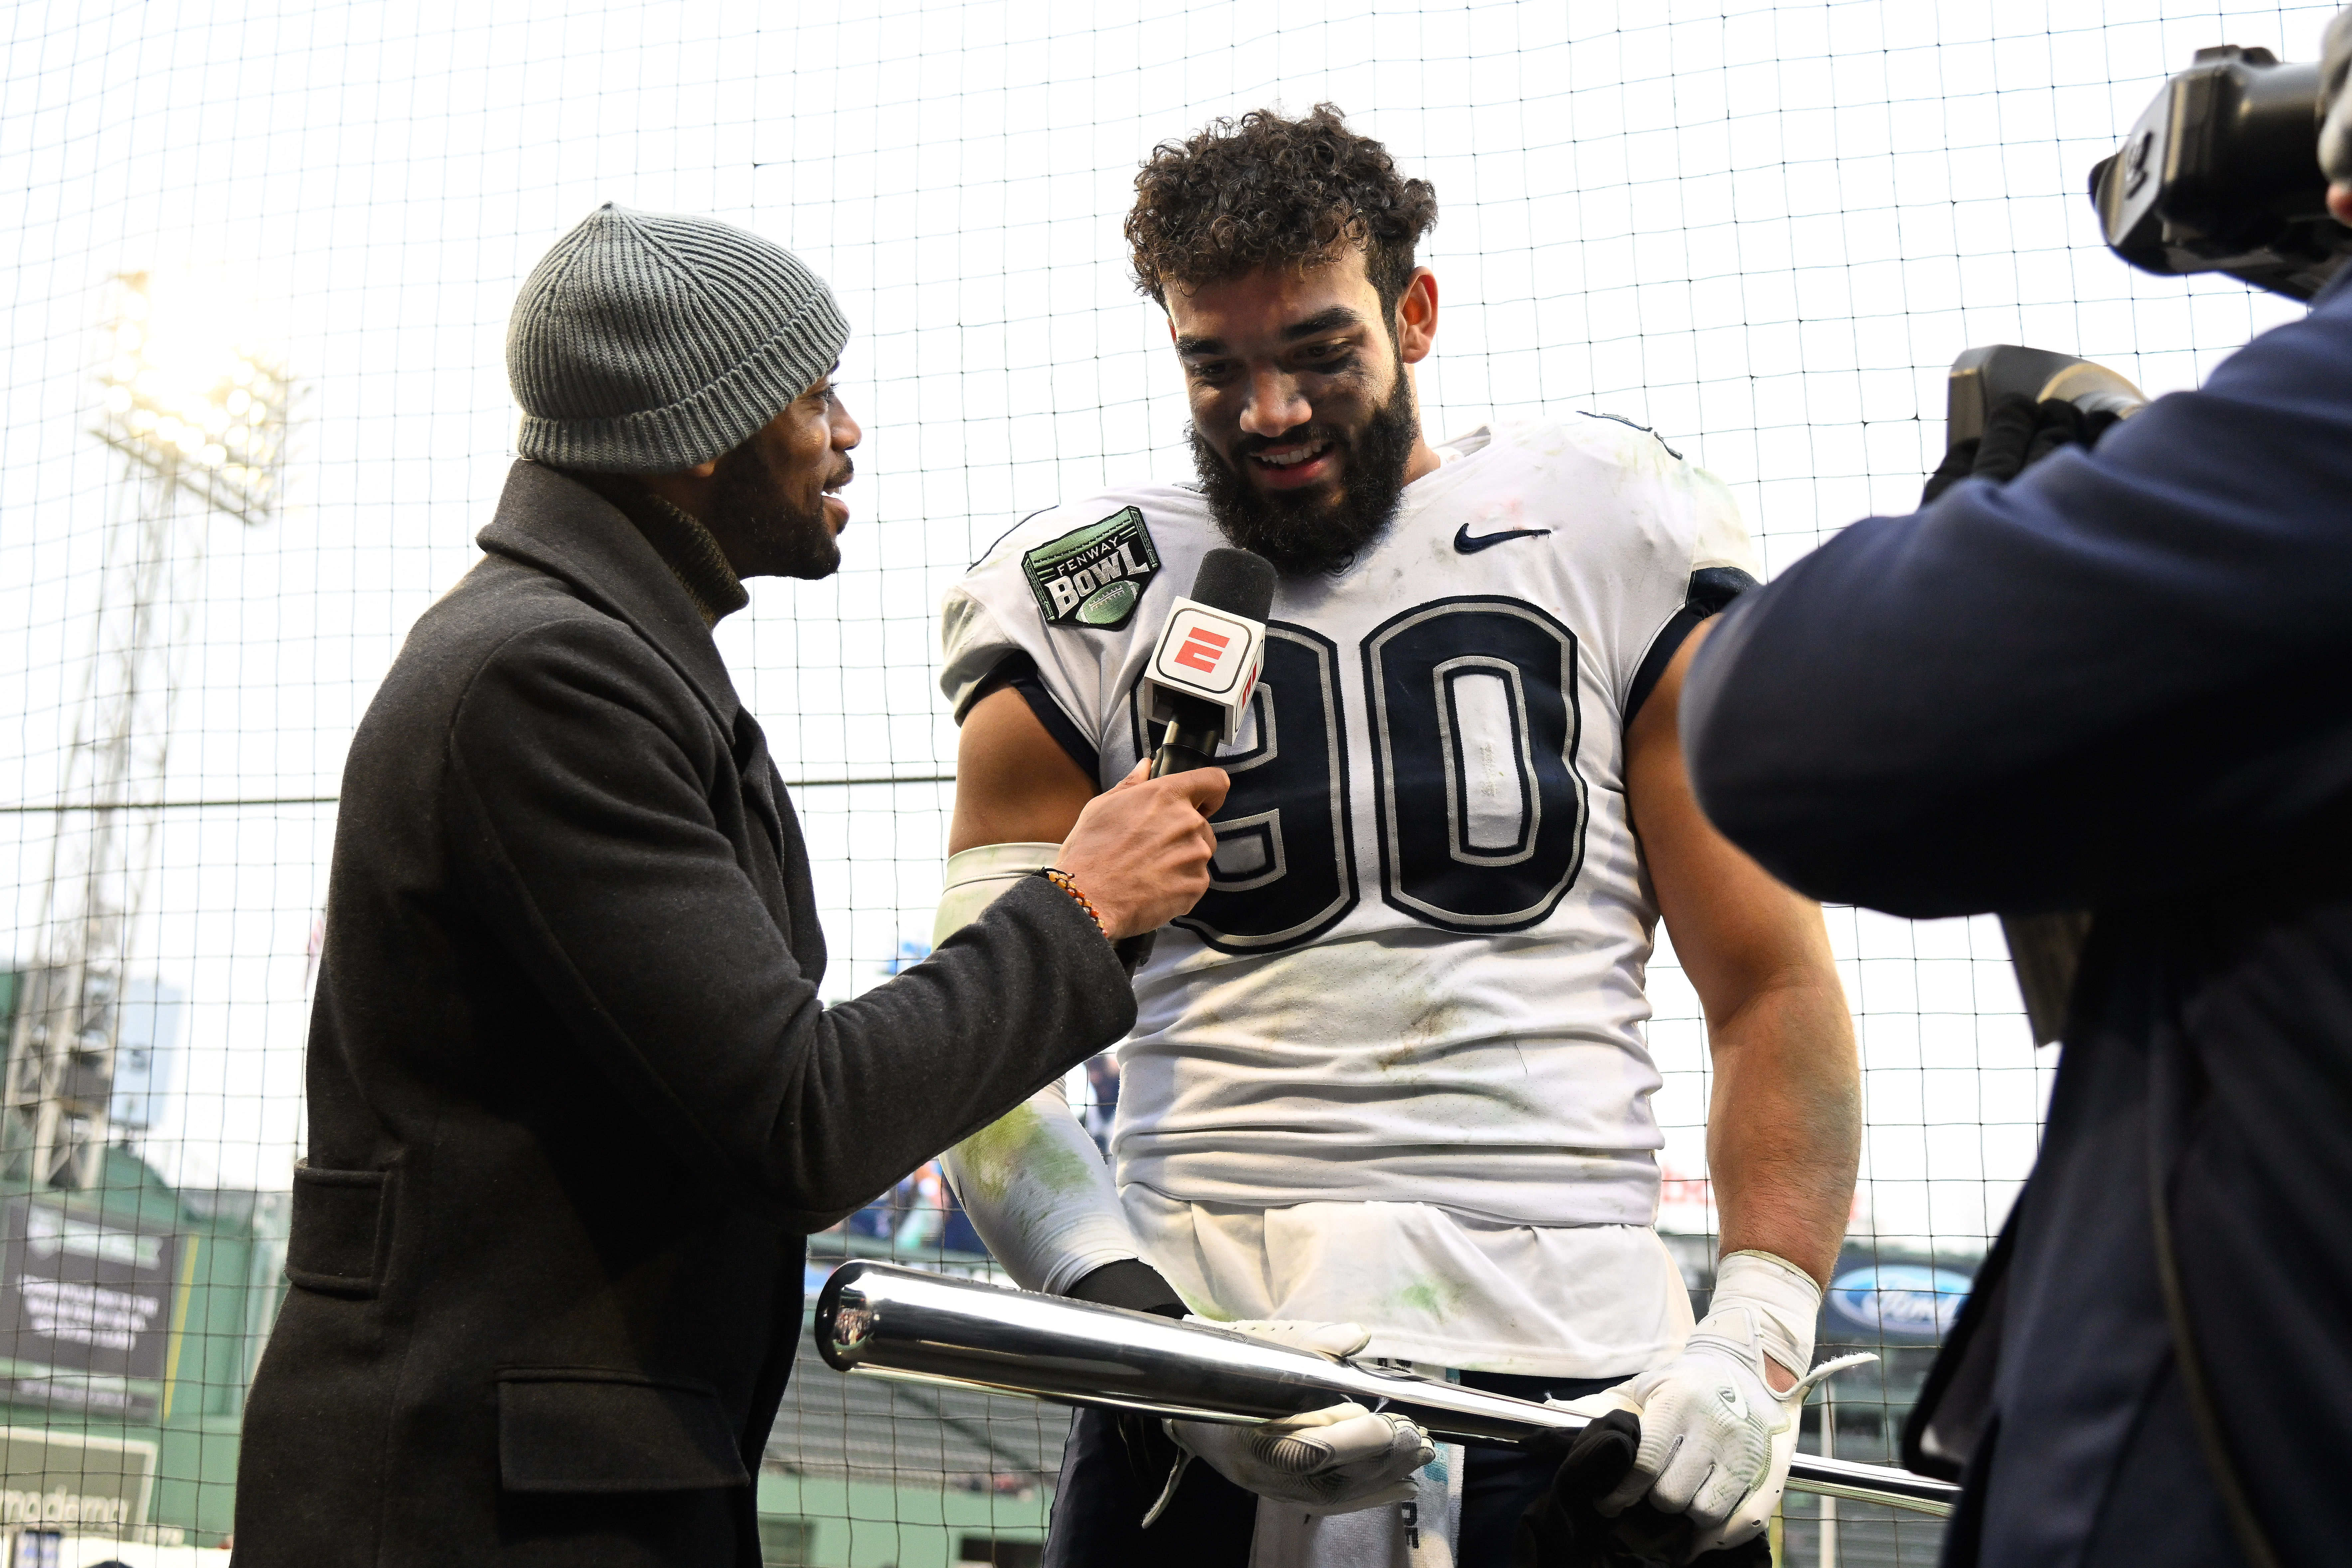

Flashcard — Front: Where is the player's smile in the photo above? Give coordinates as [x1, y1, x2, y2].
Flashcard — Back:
[1239, 432, 1341, 492]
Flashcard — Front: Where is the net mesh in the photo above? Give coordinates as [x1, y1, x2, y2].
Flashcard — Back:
[0, 1, 2332, 1562]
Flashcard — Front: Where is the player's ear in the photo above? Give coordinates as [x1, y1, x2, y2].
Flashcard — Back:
[1394, 268, 1437, 364]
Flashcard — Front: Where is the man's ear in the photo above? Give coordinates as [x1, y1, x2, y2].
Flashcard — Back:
[1394, 268, 1438, 365]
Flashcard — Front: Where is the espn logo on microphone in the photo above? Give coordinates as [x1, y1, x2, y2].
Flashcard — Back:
[1172, 623, 1233, 675]
[1142, 597, 1265, 743]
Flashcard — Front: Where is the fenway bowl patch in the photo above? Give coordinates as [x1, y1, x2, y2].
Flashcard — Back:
[1023, 507, 1161, 629]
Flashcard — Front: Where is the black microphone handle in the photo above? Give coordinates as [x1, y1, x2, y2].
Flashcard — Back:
[1127, 695, 1228, 968]
[1148, 696, 1225, 778]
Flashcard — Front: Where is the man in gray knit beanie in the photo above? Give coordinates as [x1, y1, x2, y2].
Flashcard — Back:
[505, 202, 863, 614]
[233, 205, 1229, 1567]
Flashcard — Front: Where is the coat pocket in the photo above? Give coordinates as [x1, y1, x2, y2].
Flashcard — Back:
[285, 1163, 392, 1297]
[495, 1369, 750, 1493]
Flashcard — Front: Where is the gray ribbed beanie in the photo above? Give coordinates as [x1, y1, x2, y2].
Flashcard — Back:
[507, 204, 851, 472]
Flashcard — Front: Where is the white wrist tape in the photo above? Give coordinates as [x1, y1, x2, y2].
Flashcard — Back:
[1706, 1250, 1822, 1377]
[933, 840, 1150, 1296]
[933, 841, 1063, 946]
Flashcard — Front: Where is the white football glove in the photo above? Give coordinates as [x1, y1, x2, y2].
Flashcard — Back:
[1151, 1319, 1434, 1521]
[1554, 1252, 1874, 1562]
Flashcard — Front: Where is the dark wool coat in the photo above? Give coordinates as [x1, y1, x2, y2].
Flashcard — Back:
[1683, 267, 2352, 1568]
[234, 461, 1136, 1567]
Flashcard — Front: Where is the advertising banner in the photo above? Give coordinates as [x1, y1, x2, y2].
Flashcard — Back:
[0, 1199, 181, 1423]
[1822, 1262, 1974, 1342]
[0, 1426, 157, 1532]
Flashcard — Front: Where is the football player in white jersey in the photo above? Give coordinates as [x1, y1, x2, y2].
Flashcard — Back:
[930, 106, 1862, 1568]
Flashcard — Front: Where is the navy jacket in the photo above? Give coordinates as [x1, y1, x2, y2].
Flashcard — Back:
[1682, 271, 2352, 1568]
[235, 463, 1137, 1568]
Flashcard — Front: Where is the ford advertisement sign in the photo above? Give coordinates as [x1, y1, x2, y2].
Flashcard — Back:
[1824, 1264, 1972, 1341]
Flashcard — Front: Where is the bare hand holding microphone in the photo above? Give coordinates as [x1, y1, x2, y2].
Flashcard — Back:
[1039, 547, 1288, 941]
[1052, 760, 1229, 939]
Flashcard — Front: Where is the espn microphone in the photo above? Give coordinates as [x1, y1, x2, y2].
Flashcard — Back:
[1141, 548, 1275, 778]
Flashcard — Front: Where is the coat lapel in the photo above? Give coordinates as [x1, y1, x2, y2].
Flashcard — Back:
[475, 462, 793, 862]
[477, 461, 747, 731]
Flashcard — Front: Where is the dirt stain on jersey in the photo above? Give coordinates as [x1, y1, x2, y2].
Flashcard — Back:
[1362, 972, 1466, 1083]
[1385, 1273, 1474, 1324]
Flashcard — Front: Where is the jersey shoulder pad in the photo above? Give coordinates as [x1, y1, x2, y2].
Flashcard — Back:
[1572, 407, 1684, 459]
[1522, 413, 1759, 582]
[1504, 408, 1684, 470]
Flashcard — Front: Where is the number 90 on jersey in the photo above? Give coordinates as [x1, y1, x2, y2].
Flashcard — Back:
[1153, 596, 1590, 955]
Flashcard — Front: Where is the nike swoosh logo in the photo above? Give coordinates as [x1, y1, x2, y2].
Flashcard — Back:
[1454, 523, 1554, 553]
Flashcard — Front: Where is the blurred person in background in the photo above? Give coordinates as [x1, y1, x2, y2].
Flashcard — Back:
[1082, 1053, 1121, 1150]
[887, 1162, 950, 1255]
[234, 203, 1227, 1568]
[1679, 15, 2352, 1565]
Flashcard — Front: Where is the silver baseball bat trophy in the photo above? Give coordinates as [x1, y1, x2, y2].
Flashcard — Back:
[814, 1261, 1959, 1517]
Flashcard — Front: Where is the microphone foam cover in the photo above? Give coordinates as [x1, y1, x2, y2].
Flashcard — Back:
[1188, 548, 1277, 623]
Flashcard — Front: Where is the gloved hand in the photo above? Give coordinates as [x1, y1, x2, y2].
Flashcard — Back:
[1922, 392, 2124, 504]
[1512, 1411, 1769, 1568]
[1168, 1399, 1434, 1516]
[1553, 1252, 1874, 1562]
[1152, 1318, 1433, 1519]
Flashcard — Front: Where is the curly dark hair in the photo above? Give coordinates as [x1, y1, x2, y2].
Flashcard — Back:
[1125, 104, 1438, 317]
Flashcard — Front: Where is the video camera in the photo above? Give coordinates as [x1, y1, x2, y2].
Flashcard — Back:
[2094, 40, 2352, 299]
[1945, 28, 2352, 1036]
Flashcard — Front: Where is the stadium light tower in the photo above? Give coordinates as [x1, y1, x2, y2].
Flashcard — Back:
[2, 271, 290, 1191]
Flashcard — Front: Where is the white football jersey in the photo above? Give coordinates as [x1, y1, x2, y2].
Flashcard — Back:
[940, 416, 1757, 1367]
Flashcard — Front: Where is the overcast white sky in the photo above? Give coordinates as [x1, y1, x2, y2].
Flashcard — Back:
[0, 0, 2336, 1249]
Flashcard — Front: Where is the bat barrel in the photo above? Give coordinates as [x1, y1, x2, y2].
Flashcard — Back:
[814, 1261, 1959, 1517]
[817, 1255, 1349, 1421]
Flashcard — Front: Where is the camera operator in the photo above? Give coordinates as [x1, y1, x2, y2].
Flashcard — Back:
[1675, 13, 2352, 1567]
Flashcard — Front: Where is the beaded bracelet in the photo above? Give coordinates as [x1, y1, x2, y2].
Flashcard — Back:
[1042, 868, 1113, 945]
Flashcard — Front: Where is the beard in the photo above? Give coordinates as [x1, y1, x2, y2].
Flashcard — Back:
[709, 439, 846, 580]
[1189, 357, 1419, 576]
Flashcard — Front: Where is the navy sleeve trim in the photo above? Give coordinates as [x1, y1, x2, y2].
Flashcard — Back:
[1687, 565, 1759, 616]
[961, 652, 1101, 781]
[1627, 567, 1762, 726]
